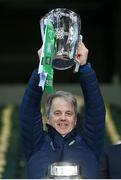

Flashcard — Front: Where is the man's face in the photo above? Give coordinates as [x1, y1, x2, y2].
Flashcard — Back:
[47, 97, 77, 136]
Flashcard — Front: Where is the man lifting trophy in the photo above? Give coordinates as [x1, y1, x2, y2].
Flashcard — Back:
[20, 8, 105, 179]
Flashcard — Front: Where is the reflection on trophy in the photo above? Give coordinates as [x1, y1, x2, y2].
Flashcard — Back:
[48, 162, 82, 179]
[40, 8, 81, 70]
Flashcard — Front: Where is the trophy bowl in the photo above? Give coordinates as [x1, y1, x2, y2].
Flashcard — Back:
[40, 8, 81, 70]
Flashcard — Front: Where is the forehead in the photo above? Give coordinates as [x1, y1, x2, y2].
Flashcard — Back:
[51, 97, 74, 109]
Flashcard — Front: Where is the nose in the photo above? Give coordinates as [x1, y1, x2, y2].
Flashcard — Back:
[60, 113, 66, 121]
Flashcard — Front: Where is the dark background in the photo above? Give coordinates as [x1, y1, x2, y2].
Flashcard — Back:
[0, 0, 121, 84]
[0, 1, 121, 178]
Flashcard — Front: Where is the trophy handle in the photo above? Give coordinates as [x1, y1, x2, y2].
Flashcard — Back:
[73, 35, 83, 73]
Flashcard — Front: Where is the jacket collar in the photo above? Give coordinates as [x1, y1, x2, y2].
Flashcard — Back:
[46, 124, 77, 141]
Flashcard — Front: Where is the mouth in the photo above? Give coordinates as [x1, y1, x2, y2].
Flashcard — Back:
[57, 122, 68, 129]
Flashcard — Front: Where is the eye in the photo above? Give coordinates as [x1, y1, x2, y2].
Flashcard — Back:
[66, 111, 73, 117]
[54, 111, 61, 116]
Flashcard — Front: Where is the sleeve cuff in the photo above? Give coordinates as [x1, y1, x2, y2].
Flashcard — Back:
[79, 63, 92, 73]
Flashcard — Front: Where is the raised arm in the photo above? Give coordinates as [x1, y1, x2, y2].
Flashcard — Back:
[20, 69, 44, 160]
[76, 42, 105, 159]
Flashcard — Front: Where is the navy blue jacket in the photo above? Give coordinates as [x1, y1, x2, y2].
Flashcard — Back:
[99, 144, 121, 178]
[20, 65, 105, 179]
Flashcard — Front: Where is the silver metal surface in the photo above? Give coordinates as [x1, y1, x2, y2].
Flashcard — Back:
[48, 162, 81, 179]
[40, 8, 81, 70]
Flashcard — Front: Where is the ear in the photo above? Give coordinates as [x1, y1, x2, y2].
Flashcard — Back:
[46, 117, 50, 125]
[74, 117, 77, 126]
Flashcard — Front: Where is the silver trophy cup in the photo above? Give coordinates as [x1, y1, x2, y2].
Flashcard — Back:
[40, 8, 81, 70]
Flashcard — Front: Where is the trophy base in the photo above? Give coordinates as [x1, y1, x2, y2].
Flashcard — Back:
[53, 58, 74, 70]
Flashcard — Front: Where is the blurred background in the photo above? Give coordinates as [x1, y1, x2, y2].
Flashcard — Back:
[0, 0, 121, 178]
